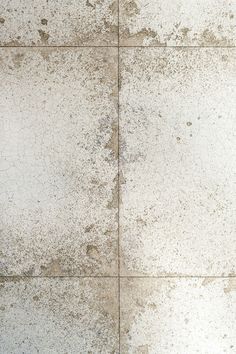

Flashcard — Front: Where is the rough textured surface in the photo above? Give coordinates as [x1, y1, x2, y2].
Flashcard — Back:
[120, 48, 236, 276]
[0, 278, 118, 353]
[120, 0, 236, 46]
[1, 1, 236, 351]
[121, 278, 236, 353]
[0, 48, 118, 276]
[0, 0, 118, 46]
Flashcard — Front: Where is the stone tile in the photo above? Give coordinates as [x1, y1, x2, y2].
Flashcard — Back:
[120, 48, 236, 276]
[0, 0, 118, 46]
[120, 277, 236, 353]
[0, 48, 118, 276]
[0, 277, 118, 353]
[119, 0, 236, 46]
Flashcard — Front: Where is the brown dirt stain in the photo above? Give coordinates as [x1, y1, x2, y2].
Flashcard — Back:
[202, 278, 216, 287]
[105, 122, 118, 160]
[12, 53, 25, 68]
[38, 29, 50, 43]
[40, 259, 63, 276]
[86, 245, 100, 259]
[121, 28, 166, 46]
[224, 278, 236, 294]
[107, 175, 118, 210]
[136, 344, 149, 354]
[123, 0, 140, 17]
[200, 29, 232, 46]
[41, 18, 48, 25]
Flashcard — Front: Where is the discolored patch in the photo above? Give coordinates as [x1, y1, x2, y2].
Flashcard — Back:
[105, 122, 118, 160]
[122, 0, 140, 17]
[0, 48, 118, 276]
[107, 175, 119, 210]
[12, 53, 25, 68]
[121, 27, 165, 46]
[0, 0, 118, 46]
[40, 259, 63, 276]
[224, 278, 236, 294]
[38, 29, 49, 43]
[41, 18, 48, 25]
[86, 245, 100, 259]
[119, 0, 236, 46]
[0, 278, 118, 352]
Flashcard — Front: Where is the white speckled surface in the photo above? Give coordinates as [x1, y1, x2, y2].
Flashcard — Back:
[1, 0, 236, 352]
[0, 48, 118, 276]
[0, 278, 119, 353]
[120, 0, 236, 46]
[121, 278, 236, 353]
[0, 0, 118, 46]
[120, 48, 236, 276]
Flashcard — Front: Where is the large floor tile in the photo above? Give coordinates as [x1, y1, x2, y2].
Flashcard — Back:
[0, 48, 118, 276]
[120, 277, 236, 353]
[120, 48, 236, 276]
[0, 277, 118, 353]
[119, 0, 236, 46]
[0, 0, 118, 46]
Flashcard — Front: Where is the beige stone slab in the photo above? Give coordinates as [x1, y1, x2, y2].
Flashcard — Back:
[0, 48, 118, 276]
[119, 0, 236, 46]
[0, 277, 118, 353]
[0, 0, 118, 46]
[120, 48, 236, 276]
[120, 277, 236, 353]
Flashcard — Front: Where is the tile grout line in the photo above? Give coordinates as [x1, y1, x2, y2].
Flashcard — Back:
[0, 45, 236, 48]
[0, 275, 119, 279]
[1, 33, 235, 354]
[1, 275, 236, 279]
[117, 45, 236, 48]
[0, 45, 118, 48]
[108, 275, 235, 278]
[117, 0, 121, 351]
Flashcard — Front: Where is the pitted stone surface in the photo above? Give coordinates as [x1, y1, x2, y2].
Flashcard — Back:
[121, 278, 236, 353]
[1, 0, 236, 352]
[0, 48, 118, 276]
[0, 278, 119, 353]
[120, 48, 236, 276]
[0, 0, 118, 46]
[120, 0, 236, 46]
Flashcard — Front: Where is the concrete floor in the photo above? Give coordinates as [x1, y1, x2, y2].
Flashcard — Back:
[0, 1, 236, 353]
